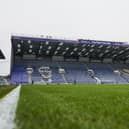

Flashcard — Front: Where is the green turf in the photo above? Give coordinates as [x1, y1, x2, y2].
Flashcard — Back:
[0, 86, 15, 99]
[16, 84, 129, 129]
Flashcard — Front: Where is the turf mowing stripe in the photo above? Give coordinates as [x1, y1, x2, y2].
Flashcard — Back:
[0, 85, 21, 129]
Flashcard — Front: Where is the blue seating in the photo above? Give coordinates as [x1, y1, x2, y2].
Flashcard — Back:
[87, 63, 128, 84]
[10, 60, 129, 84]
[11, 65, 28, 84]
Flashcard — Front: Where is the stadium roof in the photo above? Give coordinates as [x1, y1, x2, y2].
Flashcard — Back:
[11, 35, 129, 61]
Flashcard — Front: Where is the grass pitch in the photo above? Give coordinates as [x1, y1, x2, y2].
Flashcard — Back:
[0, 86, 15, 99]
[16, 84, 129, 129]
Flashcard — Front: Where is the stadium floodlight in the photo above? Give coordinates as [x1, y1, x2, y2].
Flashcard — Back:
[57, 47, 61, 50]
[62, 51, 66, 55]
[48, 46, 52, 50]
[89, 49, 94, 52]
[114, 47, 119, 50]
[119, 50, 124, 54]
[85, 52, 88, 56]
[40, 45, 43, 49]
[29, 45, 33, 48]
[38, 50, 41, 54]
[99, 53, 104, 57]
[91, 44, 95, 48]
[105, 50, 109, 53]
[45, 41, 49, 45]
[112, 51, 116, 54]
[40, 42, 43, 45]
[17, 44, 21, 48]
[28, 40, 31, 44]
[46, 51, 50, 54]
[78, 52, 81, 56]
[98, 45, 103, 48]
[74, 48, 78, 51]
[21, 40, 24, 43]
[82, 44, 86, 47]
[29, 49, 32, 53]
[82, 48, 86, 52]
[113, 54, 117, 57]
[106, 46, 111, 49]
[59, 42, 63, 46]
[54, 51, 58, 55]
[65, 47, 69, 51]
[126, 47, 129, 50]
[17, 49, 21, 52]
[70, 52, 74, 55]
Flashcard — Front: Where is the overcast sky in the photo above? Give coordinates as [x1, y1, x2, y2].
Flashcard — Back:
[0, 0, 129, 75]
[0, 0, 129, 42]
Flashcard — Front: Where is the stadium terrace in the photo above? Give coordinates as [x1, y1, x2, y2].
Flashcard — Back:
[1, 35, 129, 85]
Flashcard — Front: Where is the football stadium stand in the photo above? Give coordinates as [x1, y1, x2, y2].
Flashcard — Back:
[1, 34, 129, 85]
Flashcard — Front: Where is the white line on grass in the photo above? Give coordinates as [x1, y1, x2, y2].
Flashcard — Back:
[0, 85, 21, 129]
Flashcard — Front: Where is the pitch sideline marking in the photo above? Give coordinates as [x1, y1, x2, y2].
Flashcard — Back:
[0, 85, 21, 129]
